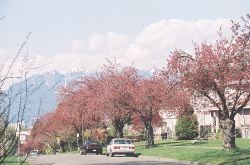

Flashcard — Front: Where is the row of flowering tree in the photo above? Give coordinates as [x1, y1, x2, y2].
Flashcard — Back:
[27, 14, 250, 152]
[26, 61, 188, 150]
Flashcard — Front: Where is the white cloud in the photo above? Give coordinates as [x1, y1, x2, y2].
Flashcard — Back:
[0, 18, 232, 80]
[88, 32, 128, 52]
[123, 18, 231, 69]
[71, 40, 85, 52]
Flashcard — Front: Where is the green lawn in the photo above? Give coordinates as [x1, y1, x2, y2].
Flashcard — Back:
[135, 138, 250, 165]
[2, 156, 29, 165]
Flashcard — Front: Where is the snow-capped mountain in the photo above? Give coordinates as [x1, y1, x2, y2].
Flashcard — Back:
[7, 69, 151, 124]
[7, 70, 85, 123]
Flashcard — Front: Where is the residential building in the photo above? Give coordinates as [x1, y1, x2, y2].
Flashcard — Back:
[17, 131, 31, 145]
[157, 106, 250, 139]
[195, 105, 250, 138]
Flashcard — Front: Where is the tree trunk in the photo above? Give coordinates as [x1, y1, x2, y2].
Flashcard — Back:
[221, 118, 236, 150]
[114, 122, 124, 138]
[52, 141, 58, 154]
[145, 124, 154, 148]
[77, 132, 83, 147]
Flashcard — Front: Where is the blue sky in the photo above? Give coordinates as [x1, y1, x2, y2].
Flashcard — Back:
[0, 0, 249, 75]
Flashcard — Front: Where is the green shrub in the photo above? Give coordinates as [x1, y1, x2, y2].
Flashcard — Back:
[107, 125, 116, 136]
[216, 127, 242, 140]
[175, 108, 199, 140]
[215, 128, 222, 140]
[235, 127, 242, 138]
[200, 125, 212, 138]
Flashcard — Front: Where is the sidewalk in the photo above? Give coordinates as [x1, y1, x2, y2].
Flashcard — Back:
[140, 155, 215, 165]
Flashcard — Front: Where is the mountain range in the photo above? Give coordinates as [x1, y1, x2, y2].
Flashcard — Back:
[7, 70, 151, 125]
[8, 70, 85, 124]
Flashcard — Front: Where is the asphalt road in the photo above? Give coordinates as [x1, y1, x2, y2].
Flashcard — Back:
[27, 153, 191, 165]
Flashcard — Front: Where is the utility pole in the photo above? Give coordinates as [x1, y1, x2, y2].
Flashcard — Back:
[17, 123, 21, 165]
[81, 115, 84, 145]
[76, 133, 79, 150]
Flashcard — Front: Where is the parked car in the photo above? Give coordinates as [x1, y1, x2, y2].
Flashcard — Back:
[80, 140, 102, 155]
[29, 150, 39, 156]
[106, 138, 135, 157]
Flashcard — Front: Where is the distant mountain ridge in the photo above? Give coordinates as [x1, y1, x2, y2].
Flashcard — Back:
[7, 69, 151, 124]
[8, 70, 85, 123]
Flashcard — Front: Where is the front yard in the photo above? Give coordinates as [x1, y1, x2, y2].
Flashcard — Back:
[5, 139, 248, 165]
[2, 156, 29, 165]
[135, 138, 250, 165]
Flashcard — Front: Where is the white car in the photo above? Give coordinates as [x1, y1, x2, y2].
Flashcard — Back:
[29, 150, 39, 156]
[106, 138, 135, 157]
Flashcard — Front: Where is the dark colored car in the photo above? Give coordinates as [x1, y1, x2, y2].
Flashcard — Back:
[80, 140, 102, 155]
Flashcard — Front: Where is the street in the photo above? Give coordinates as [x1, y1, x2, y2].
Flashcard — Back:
[27, 153, 191, 165]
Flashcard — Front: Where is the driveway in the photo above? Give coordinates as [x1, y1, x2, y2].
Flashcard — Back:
[28, 153, 191, 165]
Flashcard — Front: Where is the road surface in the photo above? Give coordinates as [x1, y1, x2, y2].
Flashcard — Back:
[28, 153, 191, 165]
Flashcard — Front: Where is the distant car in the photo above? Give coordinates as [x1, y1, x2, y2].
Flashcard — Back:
[80, 140, 102, 155]
[106, 138, 135, 157]
[29, 150, 39, 156]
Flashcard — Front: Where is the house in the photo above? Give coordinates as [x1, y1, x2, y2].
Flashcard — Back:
[195, 105, 250, 138]
[17, 131, 31, 144]
[158, 105, 250, 139]
[9, 122, 31, 144]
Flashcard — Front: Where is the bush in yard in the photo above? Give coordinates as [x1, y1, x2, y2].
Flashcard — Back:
[175, 107, 199, 140]
[235, 128, 242, 138]
[216, 129, 222, 140]
[216, 128, 242, 140]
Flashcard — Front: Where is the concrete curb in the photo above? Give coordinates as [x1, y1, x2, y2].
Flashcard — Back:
[139, 155, 215, 165]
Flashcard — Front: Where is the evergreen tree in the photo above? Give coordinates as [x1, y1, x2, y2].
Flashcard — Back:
[175, 106, 199, 140]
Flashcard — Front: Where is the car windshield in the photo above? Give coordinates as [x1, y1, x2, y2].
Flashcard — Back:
[114, 139, 131, 144]
[86, 141, 100, 145]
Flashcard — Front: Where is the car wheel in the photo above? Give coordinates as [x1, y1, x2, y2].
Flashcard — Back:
[97, 149, 102, 155]
[109, 150, 114, 157]
[127, 153, 134, 157]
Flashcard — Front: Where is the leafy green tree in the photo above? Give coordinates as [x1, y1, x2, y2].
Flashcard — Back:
[175, 107, 199, 140]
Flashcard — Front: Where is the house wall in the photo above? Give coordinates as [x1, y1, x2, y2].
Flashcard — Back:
[156, 111, 177, 139]
[238, 108, 250, 138]
[195, 111, 219, 132]
[195, 108, 250, 138]
[242, 109, 250, 125]
[163, 117, 177, 139]
[196, 111, 211, 126]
